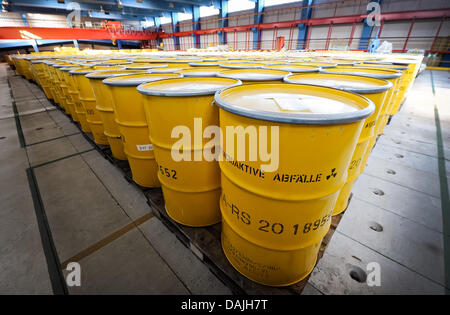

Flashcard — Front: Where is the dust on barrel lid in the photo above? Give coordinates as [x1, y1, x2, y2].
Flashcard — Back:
[214, 83, 375, 125]
[284, 73, 393, 94]
[102, 73, 182, 86]
[137, 77, 242, 97]
[217, 69, 290, 81]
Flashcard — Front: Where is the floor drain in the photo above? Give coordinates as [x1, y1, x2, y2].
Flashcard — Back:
[349, 266, 367, 283]
[369, 222, 383, 232]
[372, 188, 384, 196]
[386, 169, 396, 175]
[394, 154, 404, 158]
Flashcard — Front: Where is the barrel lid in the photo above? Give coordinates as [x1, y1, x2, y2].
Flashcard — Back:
[263, 64, 320, 73]
[188, 61, 220, 67]
[103, 73, 182, 86]
[284, 73, 393, 93]
[137, 77, 242, 97]
[85, 69, 148, 79]
[125, 63, 168, 70]
[214, 83, 375, 125]
[217, 69, 290, 81]
[320, 67, 402, 79]
[219, 62, 265, 69]
[291, 62, 337, 68]
[177, 68, 221, 77]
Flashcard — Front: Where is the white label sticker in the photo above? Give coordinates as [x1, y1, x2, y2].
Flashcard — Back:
[268, 97, 313, 112]
[136, 144, 153, 151]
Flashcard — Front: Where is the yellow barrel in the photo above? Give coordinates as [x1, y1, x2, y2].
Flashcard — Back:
[54, 64, 78, 119]
[178, 67, 223, 77]
[104, 73, 182, 187]
[59, 66, 81, 122]
[86, 69, 149, 160]
[215, 83, 374, 286]
[284, 73, 392, 215]
[31, 60, 54, 100]
[46, 62, 64, 107]
[362, 60, 414, 114]
[321, 66, 402, 136]
[218, 69, 290, 85]
[63, 67, 92, 132]
[70, 67, 108, 145]
[138, 77, 242, 226]
[263, 64, 320, 73]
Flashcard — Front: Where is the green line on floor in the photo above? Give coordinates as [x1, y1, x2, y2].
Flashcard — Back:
[26, 168, 68, 295]
[431, 70, 450, 294]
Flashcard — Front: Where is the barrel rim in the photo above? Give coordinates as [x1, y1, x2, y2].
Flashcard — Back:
[319, 68, 402, 79]
[102, 73, 183, 86]
[284, 73, 393, 94]
[137, 77, 242, 97]
[214, 83, 375, 125]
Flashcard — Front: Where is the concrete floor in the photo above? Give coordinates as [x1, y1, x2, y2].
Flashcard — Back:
[307, 69, 450, 295]
[0, 63, 448, 295]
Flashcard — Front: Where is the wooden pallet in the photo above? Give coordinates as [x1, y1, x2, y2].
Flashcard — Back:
[51, 94, 349, 295]
[145, 188, 347, 295]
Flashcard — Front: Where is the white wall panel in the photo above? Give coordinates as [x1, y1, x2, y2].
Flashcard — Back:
[0, 13, 25, 27]
[309, 25, 329, 49]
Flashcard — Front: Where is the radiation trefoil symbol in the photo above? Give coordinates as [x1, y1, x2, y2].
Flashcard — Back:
[326, 168, 337, 180]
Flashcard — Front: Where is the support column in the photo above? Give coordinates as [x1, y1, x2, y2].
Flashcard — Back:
[21, 13, 29, 27]
[358, 0, 382, 50]
[153, 17, 163, 48]
[171, 12, 180, 50]
[296, 0, 313, 50]
[218, 0, 228, 45]
[192, 5, 201, 48]
[252, 0, 265, 50]
[31, 40, 39, 52]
